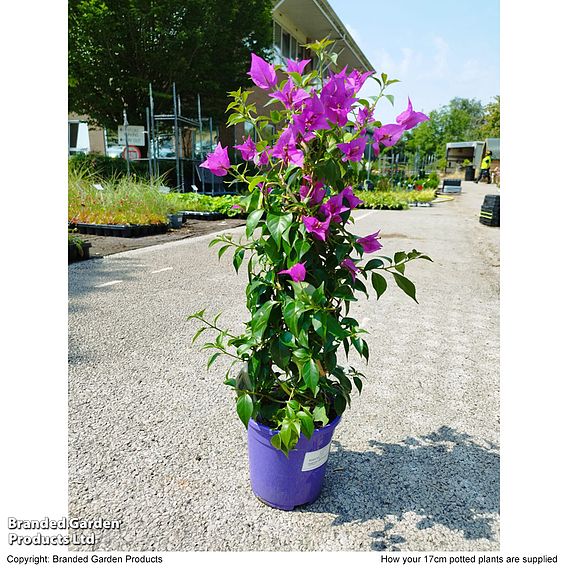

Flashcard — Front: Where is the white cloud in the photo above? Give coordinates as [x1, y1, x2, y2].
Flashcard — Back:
[455, 58, 487, 83]
[371, 46, 420, 79]
[432, 35, 449, 78]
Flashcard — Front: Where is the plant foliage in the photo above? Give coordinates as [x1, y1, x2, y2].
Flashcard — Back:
[189, 42, 432, 454]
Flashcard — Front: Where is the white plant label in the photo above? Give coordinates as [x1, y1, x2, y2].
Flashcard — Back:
[301, 442, 331, 472]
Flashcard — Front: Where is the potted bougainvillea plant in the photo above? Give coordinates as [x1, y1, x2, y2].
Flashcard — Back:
[189, 39, 431, 510]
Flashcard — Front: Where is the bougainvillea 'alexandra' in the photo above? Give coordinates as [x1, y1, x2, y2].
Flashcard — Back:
[191, 39, 431, 454]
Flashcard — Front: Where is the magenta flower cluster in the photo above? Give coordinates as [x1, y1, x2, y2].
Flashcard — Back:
[200, 53, 428, 176]
[198, 52, 428, 285]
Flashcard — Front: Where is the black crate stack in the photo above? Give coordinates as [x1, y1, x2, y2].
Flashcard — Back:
[479, 194, 500, 227]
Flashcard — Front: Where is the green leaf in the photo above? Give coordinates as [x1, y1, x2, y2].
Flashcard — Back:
[218, 244, 231, 259]
[191, 326, 207, 344]
[327, 315, 349, 340]
[207, 352, 221, 370]
[294, 238, 311, 261]
[364, 258, 384, 271]
[280, 418, 301, 451]
[246, 188, 262, 212]
[250, 300, 277, 339]
[271, 338, 291, 370]
[371, 272, 388, 300]
[246, 209, 264, 238]
[331, 366, 352, 393]
[266, 212, 293, 247]
[297, 410, 314, 439]
[394, 252, 406, 265]
[233, 249, 245, 273]
[385, 94, 395, 106]
[334, 394, 347, 415]
[334, 243, 351, 263]
[287, 400, 300, 412]
[312, 312, 327, 339]
[353, 374, 363, 394]
[333, 285, 357, 301]
[236, 393, 254, 427]
[313, 404, 328, 426]
[393, 273, 418, 303]
[353, 278, 368, 297]
[270, 432, 283, 452]
[297, 326, 310, 349]
[247, 176, 265, 193]
[292, 347, 310, 363]
[352, 337, 369, 362]
[302, 359, 320, 396]
[280, 331, 296, 347]
[311, 283, 326, 305]
[283, 300, 306, 336]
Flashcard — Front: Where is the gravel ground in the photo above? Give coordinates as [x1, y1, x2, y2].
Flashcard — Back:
[68, 181, 500, 552]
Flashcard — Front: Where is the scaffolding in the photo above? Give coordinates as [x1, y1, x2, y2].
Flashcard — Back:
[146, 83, 223, 192]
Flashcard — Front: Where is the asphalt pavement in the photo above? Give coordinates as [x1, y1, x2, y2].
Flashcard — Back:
[68, 181, 500, 551]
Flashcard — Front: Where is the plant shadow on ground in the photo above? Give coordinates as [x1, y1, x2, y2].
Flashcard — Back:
[303, 426, 499, 551]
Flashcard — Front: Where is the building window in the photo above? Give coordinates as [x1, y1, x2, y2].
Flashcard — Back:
[273, 22, 282, 60]
[282, 31, 291, 59]
[290, 36, 297, 59]
[273, 20, 310, 68]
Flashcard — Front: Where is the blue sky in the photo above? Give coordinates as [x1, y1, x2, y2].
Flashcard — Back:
[328, 0, 500, 122]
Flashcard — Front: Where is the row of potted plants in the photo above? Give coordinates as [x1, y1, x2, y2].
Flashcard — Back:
[69, 159, 437, 232]
[167, 189, 436, 217]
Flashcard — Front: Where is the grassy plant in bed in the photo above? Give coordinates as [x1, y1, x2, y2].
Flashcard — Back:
[69, 168, 178, 225]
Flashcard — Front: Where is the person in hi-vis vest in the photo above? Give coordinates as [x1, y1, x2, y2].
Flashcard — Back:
[475, 151, 492, 183]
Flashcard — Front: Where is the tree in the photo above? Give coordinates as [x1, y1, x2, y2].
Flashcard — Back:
[475, 96, 500, 139]
[68, 0, 274, 128]
[402, 97, 490, 159]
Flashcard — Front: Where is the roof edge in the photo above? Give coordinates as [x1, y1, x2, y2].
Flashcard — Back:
[273, 0, 375, 72]
[312, 0, 374, 71]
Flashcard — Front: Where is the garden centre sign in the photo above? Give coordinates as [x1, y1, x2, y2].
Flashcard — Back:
[118, 125, 145, 146]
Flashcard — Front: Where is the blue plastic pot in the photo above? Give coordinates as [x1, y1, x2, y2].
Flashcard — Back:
[247, 415, 341, 510]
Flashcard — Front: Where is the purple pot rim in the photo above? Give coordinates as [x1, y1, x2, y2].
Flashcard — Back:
[249, 413, 342, 437]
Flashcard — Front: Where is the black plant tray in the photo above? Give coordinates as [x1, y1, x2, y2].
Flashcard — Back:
[483, 194, 500, 206]
[180, 210, 227, 221]
[75, 223, 168, 238]
[481, 206, 500, 214]
[68, 242, 91, 263]
[479, 216, 500, 227]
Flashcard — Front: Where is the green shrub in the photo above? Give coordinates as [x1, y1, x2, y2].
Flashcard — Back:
[407, 190, 436, 203]
[423, 172, 440, 189]
[69, 153, 149, 179]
